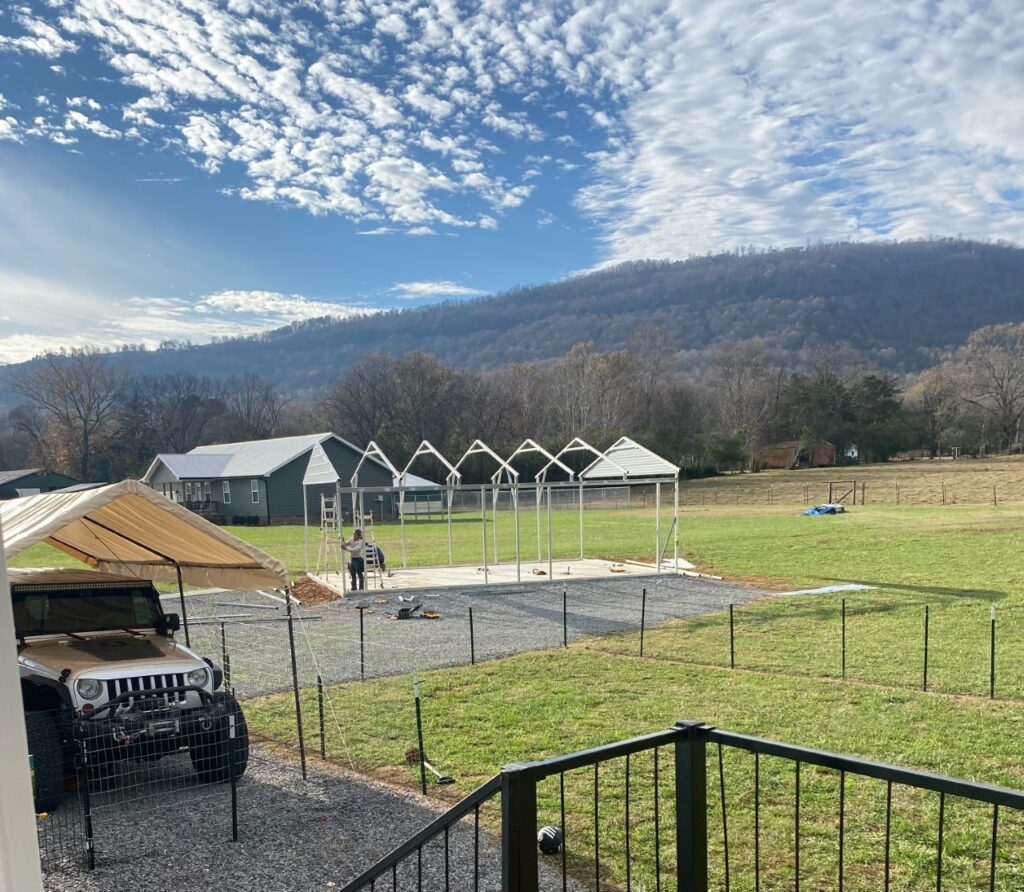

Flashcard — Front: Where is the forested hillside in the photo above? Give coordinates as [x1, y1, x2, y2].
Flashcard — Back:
[3, 239, 1022, 403]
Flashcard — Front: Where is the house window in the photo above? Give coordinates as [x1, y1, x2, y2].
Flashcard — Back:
[251, 479, 260, 504]
[185, 482, 193, 501]
[205, 481, 212, 501]
[223, 481, 231, 504]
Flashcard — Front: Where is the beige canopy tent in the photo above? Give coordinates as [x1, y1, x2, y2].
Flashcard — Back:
[1, 480, 288, 645]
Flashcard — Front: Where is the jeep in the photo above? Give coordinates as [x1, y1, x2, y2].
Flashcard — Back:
[13, 568, 248, 812]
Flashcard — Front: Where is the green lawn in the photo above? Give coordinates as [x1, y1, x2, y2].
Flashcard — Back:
[12, 492, 1024, 887]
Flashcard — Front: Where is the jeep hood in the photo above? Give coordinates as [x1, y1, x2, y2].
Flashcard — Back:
[20, 634, 202, 675]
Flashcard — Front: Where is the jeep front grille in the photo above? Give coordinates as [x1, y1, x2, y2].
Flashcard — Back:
[104, 674, 187, 706]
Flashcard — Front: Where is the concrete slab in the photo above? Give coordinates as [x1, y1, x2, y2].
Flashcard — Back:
[313, 557, 661, 594]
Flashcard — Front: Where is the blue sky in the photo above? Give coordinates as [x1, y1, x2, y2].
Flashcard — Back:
[1, 0, 1022, 363]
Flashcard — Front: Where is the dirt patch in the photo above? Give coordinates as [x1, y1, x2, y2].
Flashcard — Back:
[290, 573, 342, 605]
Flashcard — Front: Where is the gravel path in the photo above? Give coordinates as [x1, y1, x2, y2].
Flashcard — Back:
[178, 572, 769, 696]
[42, 748, 583, 892]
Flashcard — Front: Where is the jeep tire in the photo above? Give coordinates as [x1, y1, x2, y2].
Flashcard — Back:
[189, 694, 249, 783]
[25, 711, 64, 813]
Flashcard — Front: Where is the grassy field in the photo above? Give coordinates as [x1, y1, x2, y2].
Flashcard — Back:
[11, 458, 1024, 887]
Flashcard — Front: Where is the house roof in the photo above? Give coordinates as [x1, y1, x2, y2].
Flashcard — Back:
[0, 468, 43, 487]
[144, 432, 380, 482]
[580, 437, 679, 480]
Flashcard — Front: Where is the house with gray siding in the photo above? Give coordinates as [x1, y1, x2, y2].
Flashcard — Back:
[0, 468, 81, 500]
[141, 433, 393, 525]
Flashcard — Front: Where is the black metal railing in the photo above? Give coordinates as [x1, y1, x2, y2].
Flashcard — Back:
[343, 720, 1024, 892]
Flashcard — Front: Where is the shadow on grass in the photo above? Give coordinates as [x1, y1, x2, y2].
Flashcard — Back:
[822, 577, 1006, 603]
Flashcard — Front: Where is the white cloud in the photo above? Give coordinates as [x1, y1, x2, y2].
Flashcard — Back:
[390, 280, 486, 299]
[4, 0, 1023, 260]
[195, 290, 372, 322]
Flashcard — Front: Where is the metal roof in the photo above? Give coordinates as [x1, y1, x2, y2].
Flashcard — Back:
[144, 432, 382, 482]
[579, 437, 679, 479]
[0, 468, 43, 487]
[302, 443, 339, 486]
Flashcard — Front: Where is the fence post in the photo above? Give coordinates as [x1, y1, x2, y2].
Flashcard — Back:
[469, 605, 476, 666]
[990, 606, 996, 699]
[317, 674, 326, 759]
[224, 652, 231, 693]
[286, 594, 308, 780]
[841, 599, 846, 679]
[501, 762, 540, 892]
[675, 721, 710, 892]
[640, 588, 647, 657]
[414, 678, 428, 796]
[923, 605, 930, 692]
[358, 605, 366, 680]
[74, 727, 95, 870]
[220, 621, 227, 675]
[993, 484, 997, 507]
[229, 711, 239, 842]
[896, 482, 900, 506]
[728, 604, 735, 668]
[563, 588, 568, 648]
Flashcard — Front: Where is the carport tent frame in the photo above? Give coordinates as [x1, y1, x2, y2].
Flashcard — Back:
[302, 436, 680, 587]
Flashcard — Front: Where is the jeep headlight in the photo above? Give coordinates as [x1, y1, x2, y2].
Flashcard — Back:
[76, 678, 103, 701]
[187, 667, 210, 688]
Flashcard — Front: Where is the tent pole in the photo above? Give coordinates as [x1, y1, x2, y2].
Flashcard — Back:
[175, 563, 191, 648]
[338, 483, 347, 596]
[492, 484, 499, 565]
[536, 482, 542, 561]
[578, 481, 584, 560]
[655, 481, 661, 575]
[302, 485, 309, 574]
[400, 487, 407, 569]
[480, 485, 488, 584]
[674, 477, 680, 573]
[447, 485, 453, 566]
[547, 485, 554, 581]
[513, 484, 521, 582]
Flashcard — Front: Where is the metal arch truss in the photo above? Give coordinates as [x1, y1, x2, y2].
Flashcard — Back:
[449, 439, 518, 485]
[537, 436, 629, 481]
[401, 440, 460, 485]
[494, 439, 573, 484]
[351, 440, 403, 486]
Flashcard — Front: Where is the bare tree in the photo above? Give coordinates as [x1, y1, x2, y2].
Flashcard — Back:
[709, 340, 778, 458]
[319, 353, 398, 446]
[222, 373, 281, 441]
[138, 373, 225, 453]
[950, 324, 1024, 450]
[10, 350, 126, 480]
[626, 325, 676, 429]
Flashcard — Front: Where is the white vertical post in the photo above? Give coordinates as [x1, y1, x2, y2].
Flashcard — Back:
[673, 478, 680, 573]
[399, 486, 407, 569]
[547, 485, 554, 581]
[655, 481, 661, 574]
[0, 521, 44, 892]
[513, 484, 521, 582]
[578, 481, 584, 560]
[480, 485, 489, 584]
[535, 483, 542, 561]
[446, 485, 454, 566]
[302, 485, 309, 574]
[492, 484, 499, 565]
[338, 483, 347, 595]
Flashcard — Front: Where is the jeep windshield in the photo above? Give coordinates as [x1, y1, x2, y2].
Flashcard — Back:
[13, 585, 163, 637]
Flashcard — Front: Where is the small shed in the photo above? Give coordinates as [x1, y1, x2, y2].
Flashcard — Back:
[755, 440, 836, 470]
[0, 469, 81, 500]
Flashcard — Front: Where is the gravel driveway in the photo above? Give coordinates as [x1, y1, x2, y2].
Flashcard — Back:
[179, 572, 768, 696]
[42, 749, 584, 892]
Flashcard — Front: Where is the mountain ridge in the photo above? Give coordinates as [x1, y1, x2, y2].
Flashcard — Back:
[4, 238, 1023, 401]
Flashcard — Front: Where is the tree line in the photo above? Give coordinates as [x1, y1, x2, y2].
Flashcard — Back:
[1, 321, 1022, 483]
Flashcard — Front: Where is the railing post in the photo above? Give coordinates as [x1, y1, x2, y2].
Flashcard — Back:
[675, 721, 710, 892]
[501, 763, 540, 892]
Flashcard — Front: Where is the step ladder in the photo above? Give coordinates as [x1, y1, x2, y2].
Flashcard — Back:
[316, 494, 343, 576]
[360, 513, 384, 590]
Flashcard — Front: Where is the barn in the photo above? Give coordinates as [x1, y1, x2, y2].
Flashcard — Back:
[754, 440, 836, 470]
[141, 432, 393, 525]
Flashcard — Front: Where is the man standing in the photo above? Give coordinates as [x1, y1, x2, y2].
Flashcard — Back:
[342, 528, 366, 591]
